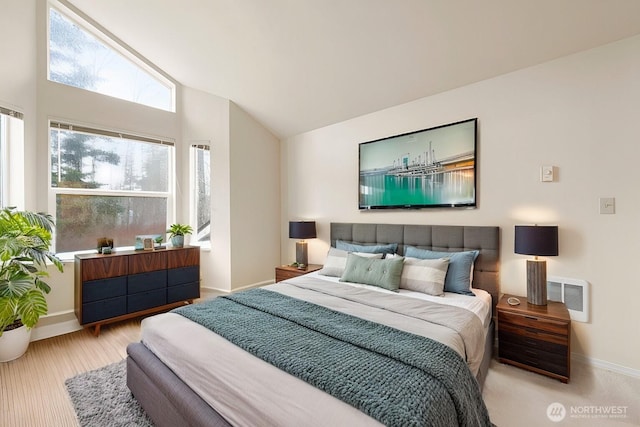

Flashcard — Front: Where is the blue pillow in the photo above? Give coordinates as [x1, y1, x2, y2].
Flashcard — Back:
[335, 240, 398, 255]
[404, 246, 479, 296]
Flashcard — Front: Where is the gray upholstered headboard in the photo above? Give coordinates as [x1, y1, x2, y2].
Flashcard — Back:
[330, 223, 501, 311]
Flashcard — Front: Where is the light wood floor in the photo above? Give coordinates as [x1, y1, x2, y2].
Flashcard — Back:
[1, 318, 141, 427]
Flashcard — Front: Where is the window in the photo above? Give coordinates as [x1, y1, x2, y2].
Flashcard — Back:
[48, 5, 175, 112]
[0, 115, 5, 206]
[191, 144, 210, 243]
[50, 122, 173, 254]
[0, 107, 24, 206]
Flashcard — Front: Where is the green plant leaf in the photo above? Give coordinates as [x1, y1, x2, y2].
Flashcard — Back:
[16, 288, 47, 329]
[0, 297, 18, 336]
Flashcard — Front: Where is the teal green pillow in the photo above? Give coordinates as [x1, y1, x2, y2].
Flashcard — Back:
[339, 253, 405, 291]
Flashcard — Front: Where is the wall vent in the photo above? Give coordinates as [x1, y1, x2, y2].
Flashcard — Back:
[547, 276, 589, 323]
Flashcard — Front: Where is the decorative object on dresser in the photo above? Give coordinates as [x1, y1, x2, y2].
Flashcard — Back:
[74, 246, 200, 336]
[275, 264, 322, 282]
[498, 294, 571, 383]
[514, 225, 558, 305]
[166, 223, 193, 248]
[288, 220, 316, 268]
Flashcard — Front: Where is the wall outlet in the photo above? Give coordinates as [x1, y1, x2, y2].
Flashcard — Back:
[599, 197, 615, 214]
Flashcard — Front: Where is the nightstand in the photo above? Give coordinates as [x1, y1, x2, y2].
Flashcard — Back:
[275, 264, 323, 282]
[497, 294, 571, 383]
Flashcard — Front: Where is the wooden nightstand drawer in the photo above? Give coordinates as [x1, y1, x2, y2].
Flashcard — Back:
[499, 319, 568, 346]
[276, 269, 302, 282]
[275, 264, 322, 282]
[499, 330, 567, 355]
[499, 341, 569, 377]
[499, 311, 568, 336]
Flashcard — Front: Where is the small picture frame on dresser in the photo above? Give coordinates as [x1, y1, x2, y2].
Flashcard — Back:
[143, 238, 154, 251]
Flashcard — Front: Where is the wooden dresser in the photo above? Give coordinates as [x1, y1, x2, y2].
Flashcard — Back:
[497, 294, 571, 383]
[74, 246, 200, 335]
[275, 264, 323, 282]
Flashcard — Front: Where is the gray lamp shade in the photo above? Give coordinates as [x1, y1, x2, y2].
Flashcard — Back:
[289, 221, 317, 240]
[514, 225, 558, 256]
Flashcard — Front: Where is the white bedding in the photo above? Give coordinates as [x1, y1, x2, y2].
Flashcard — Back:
[307, 271, 493, 328]
[140, 274, 492, 427]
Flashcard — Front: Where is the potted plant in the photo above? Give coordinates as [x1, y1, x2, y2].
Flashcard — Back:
[0, 207, 63, 362]
[167, 223, 193, 248]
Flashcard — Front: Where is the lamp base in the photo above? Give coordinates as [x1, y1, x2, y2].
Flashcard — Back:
[295, 241, 308, 267]
[526, 259, 547, 305]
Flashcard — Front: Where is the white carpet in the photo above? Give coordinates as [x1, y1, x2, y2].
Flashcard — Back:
[483, 359, 640, 426]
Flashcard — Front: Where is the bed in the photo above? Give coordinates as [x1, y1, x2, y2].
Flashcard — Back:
[126, 222, 500, 427]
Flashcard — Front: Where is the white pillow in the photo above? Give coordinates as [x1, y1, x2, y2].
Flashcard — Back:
[318, 247, 383, 277]
[398, 256, 450, 296]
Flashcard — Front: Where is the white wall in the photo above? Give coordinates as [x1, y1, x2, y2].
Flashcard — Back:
[181, 87, 232, 292]
[282, 35, 640, 374]
[229, 102, 281, 290]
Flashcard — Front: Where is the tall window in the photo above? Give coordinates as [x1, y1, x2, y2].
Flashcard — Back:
[0, 115, 5, 206]
[48, 5, 175, 112]
[0, 107, 24, 207]
[50, 122, 173, 254]
[191, 144, 210, 243]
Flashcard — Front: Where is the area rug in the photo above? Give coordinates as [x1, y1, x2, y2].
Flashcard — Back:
[65, 360, 154, 427]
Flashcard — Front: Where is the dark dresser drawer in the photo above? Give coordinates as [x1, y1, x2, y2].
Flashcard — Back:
[127, 289, 167, 313]
[82, 296, 127, 324]
[167, 281, 200, 303]
[128, 270, 167, 294]
[82, 277, 127, 303]
[168, 266, 199, 287]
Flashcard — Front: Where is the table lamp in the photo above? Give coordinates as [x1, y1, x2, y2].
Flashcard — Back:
[514, 225, 558, 305]
[289, 221, 316, 268]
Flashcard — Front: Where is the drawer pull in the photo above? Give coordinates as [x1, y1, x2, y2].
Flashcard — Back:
[524, 316, 538, 321]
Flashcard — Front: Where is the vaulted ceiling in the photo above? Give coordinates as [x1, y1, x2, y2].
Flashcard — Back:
[67, 0, 640, 139]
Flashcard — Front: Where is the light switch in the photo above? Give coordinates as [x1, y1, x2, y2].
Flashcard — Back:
[599, 197, 615, 214]
[540, 166, 554, 182]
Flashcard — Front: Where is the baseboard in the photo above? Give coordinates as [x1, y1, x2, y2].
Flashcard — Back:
[31, 310, 82, 342]
[572, 352, 640, 379]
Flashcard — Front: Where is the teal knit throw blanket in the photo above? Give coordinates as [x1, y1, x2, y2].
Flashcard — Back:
[173, 289, 492, 427]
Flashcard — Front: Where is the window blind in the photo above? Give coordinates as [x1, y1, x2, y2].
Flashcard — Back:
[50, 121, 174, 146]
[0, 106, 24, 120]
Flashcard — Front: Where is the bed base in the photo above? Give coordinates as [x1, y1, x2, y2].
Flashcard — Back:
[127, 342, 231, 427]
[126, 320, 494, 426]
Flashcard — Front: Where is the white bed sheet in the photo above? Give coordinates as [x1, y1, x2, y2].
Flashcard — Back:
[140, 274, 492, 427]
[308, 271, 493, 328]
